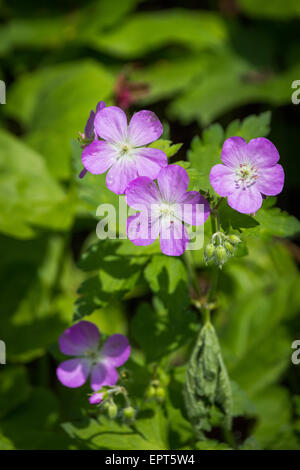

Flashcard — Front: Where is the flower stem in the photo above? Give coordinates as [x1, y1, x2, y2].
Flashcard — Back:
[184, 250, 202, 300]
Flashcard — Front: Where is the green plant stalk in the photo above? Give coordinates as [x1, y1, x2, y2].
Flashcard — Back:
[184, 201, 232, 440]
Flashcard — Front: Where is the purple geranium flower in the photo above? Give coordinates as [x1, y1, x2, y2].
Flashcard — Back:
[79, 101, 106, 179]
[82, 106, 168, 194]
[209, 137, 284, 214]
[125, 164, 210, 256]
[56, 321, 130, 391]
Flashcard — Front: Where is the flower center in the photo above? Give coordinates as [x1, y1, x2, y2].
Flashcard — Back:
[234, 162, 259, 190]
[159, 202, 175, 218]
[84, 349, 101, 365]
[116, 141, 135, 160]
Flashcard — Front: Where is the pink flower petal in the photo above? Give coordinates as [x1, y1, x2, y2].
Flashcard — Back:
[256, 164, 284, 196]
[94, 106, 128, 143]
[221, 137, 247, 168]
[128, 110, 163, 146]
[89, 392, 103, 405]
[127, 213, 159, 246]
[227, 186, 263, 214]
[125, 176, 160, 209]
[82, 140, 117, 174]
[157, 165, 189, 202]
[90, 363, 118, 392]
[209, 163, 235, 197]
[159, 218, 189, 256]
[56, 358, 91, 388]
[247, 137, 280, 168]
[179, 191, 210, 225]
[101, 334, 131, 367]
[58, 321, 100, 356]
[106, 159, 139, 195]
[135, 147, 167, 179]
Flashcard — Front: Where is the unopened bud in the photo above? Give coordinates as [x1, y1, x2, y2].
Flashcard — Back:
[214, 245, 227, 267]
[123, 406, 136, 422]
[146, 386, 156, 399]
[224, 240, 235, 255]
[155, 387, 166, 402]
[228, 234, 241, 245]
[107, 402, 118, 419]
[204, 243, 215, 262]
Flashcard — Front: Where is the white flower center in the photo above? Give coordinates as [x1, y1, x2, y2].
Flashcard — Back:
[84, 348, 101, 365]
[159, 202, 175, 217]
[234, 162, 259, 190]
[115, 140, 135, 161]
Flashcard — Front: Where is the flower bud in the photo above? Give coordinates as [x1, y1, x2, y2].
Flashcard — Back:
[204, 243, 215, 262]
[224, 240, 235, 255]
[123, 406, 136, 422]
[146, 386, 156, 399]
[107, 402, 118, 419]
[214, 245, 227, 268]
[155, 387, 166, 402]
[228, 234, 241, 245]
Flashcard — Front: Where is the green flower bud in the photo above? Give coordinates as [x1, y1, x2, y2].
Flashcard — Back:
[123, 406, 136, 422]
[224, 240, 235, 255]
[155, 387, 166, 402]
[228, 234, 241, 245]
[214, 245, 227, 268]
[204, 243, 215, 262]
[146, 386, 156, 399]
[107, 402, 118, 419]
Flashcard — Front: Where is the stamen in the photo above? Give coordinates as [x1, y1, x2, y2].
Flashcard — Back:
[234, 162, 259, 190]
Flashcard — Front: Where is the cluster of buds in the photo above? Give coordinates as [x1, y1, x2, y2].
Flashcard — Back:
[91, 385, 136, 424]
[145, 379, 166, 403]
[204, 232, 241, 269]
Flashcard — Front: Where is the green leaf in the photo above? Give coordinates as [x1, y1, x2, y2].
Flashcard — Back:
[254, 206, 300, 238]
[132, 299, 196, 362]
[252, 386, 300, 450]
[6, 60, 114, 179]
[0, 0, 140, 55]
[0, 388, 73, 450]
[75, 240, 150, 319]
[219, 201, 260, 232]
[225, 111, 271, 142]
[195, 439, 231, 450]
[0, 235, 73, 361]
[130, 54, 212, 104]
[237, 0, 300, 20]
[231, 381, 256, 418]
[62, 406, 168, 450]
[184, 322, 232, 437]
[91, 10, 227, 58]
[150, 139, 182, 158]
[220, 238, 300, 398]
[0, 434, 15, 450]
[187, 124, 224, 194]
[132, 256, 196, 361]
[0, 366, 31, 419]
[0, 130, 75, 238]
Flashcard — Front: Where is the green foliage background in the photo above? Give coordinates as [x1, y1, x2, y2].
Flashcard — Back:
[0, 0, 300, 450]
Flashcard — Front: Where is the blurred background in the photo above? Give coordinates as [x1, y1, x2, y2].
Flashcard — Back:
[0, 0, 300, 450]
